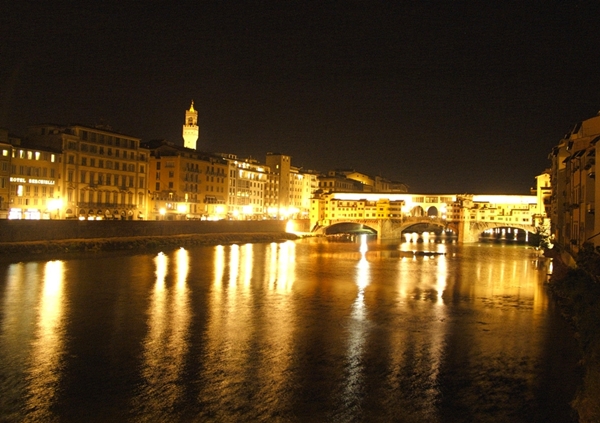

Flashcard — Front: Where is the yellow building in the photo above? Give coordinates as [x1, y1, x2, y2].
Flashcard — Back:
[2, 128, 62, 220]
[220, 154, 268, 219]
[144, 140, 228, 220]
[0, 129, 11, 218]
[27, 124, 148, 220]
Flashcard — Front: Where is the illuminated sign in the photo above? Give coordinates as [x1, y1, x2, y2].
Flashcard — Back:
[9, 177, 55, 185]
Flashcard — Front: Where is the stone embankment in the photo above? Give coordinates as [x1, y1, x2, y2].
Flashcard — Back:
[546, 247, 600, 423]
[0, 232, 299, 257]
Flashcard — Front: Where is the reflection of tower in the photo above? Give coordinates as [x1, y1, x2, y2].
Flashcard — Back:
[182, 101, 199, 150]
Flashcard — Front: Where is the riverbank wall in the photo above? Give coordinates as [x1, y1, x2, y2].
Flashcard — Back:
[0, 219, 302, 256]
[547, 247, 600, 423]
[0, 219, 290, 243]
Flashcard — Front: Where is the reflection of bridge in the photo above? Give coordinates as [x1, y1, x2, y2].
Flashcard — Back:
[310, 192, 548, 243]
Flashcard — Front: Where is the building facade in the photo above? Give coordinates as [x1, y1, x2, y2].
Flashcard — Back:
[144, 140, 228, 220]
[549, 113, 600, 253]
[0, 129, 11, 219]
[27, 124, 148, 220]
[221, 154, 269, 219]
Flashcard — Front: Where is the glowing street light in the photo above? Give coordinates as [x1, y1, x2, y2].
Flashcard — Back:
[48, 198, 63, 219]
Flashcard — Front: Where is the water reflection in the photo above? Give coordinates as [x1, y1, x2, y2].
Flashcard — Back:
[133, 248, 191, 420]
[0, 240, 578, 422]
[341, 235, 371, 418]
[26, 260, 66, 422]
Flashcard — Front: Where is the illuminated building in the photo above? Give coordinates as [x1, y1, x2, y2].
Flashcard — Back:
[317, 170, 364, 192]
[318, 169, 409, 194]
[26, 124, 148, 220]
[549, 112, 600, 252]
[265, 153, 291, 216]
[265, 153, 318, 219]
[143, 140, 228, 220]
[1, 131, 61, 220]
[0, 129, 14, 219]
[182, 101, 199, 150]
[219, 153, 268, 219]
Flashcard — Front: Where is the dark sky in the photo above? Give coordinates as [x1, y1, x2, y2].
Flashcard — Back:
[2, 1, 600, 194]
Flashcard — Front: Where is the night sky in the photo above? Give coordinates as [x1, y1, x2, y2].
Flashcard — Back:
[2, 1, 600, 194]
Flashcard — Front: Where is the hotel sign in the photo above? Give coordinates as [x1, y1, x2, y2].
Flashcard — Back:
[10, 177, 55, 185]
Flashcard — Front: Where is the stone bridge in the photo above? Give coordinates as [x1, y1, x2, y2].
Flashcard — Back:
[317, 217, 538, 243]
[310, 192, 546, 243]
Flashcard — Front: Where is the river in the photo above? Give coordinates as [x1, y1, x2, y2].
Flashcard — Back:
[0, 236, 580, 422]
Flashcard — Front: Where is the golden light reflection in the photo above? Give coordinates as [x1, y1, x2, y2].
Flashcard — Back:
[200, 242, 298, 412]
[343, 235, 370, 407]
[133, 249, 191, 417]
[26, 260, 66, 422]
[268, 242, 278, 288]
[229, 244, 240, 290]
[278, 241, 296, 292]
[213, 245, 225, 304]
[241, 243, 254, 288]
[435, 254, 447, 305]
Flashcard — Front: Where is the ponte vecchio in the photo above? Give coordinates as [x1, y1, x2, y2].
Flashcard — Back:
[310, 191, 549, 243]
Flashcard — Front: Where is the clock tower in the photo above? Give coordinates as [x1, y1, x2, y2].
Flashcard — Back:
[182, 101, 199, 149]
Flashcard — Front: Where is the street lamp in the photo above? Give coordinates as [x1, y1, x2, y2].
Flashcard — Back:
[48, 198, 63, 219]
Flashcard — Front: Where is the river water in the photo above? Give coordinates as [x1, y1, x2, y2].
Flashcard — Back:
[0, 236, 580, 422]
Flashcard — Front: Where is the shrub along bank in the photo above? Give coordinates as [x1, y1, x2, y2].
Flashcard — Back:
[548, 244, 600, 423]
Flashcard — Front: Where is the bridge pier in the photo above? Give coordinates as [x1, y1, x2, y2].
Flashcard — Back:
[457, 221, 480, 243]
[379, 220, 403, 240]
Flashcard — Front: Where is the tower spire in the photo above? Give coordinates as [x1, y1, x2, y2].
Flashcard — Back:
[182, 100, 199, 149]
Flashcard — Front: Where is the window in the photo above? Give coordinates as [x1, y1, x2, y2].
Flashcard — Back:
[81, 157, 87, 166]
[168, 182, 174, 189]
[155, 182, 160, 191]
[156, 162, 161, 170]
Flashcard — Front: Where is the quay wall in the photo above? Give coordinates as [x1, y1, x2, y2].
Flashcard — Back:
[0, 219, 289, 243]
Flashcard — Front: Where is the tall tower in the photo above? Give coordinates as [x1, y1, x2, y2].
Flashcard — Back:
[182, 101, 199, 149]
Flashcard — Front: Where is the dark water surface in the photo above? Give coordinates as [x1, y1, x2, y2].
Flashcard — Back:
[0, 237, 580, 422]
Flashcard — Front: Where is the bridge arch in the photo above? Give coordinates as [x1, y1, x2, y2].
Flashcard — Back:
[324, 222, 378, 235]
[427, 206, 438, 217]
[462, 222, 539, 244]
[411, 206, 424, 217]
